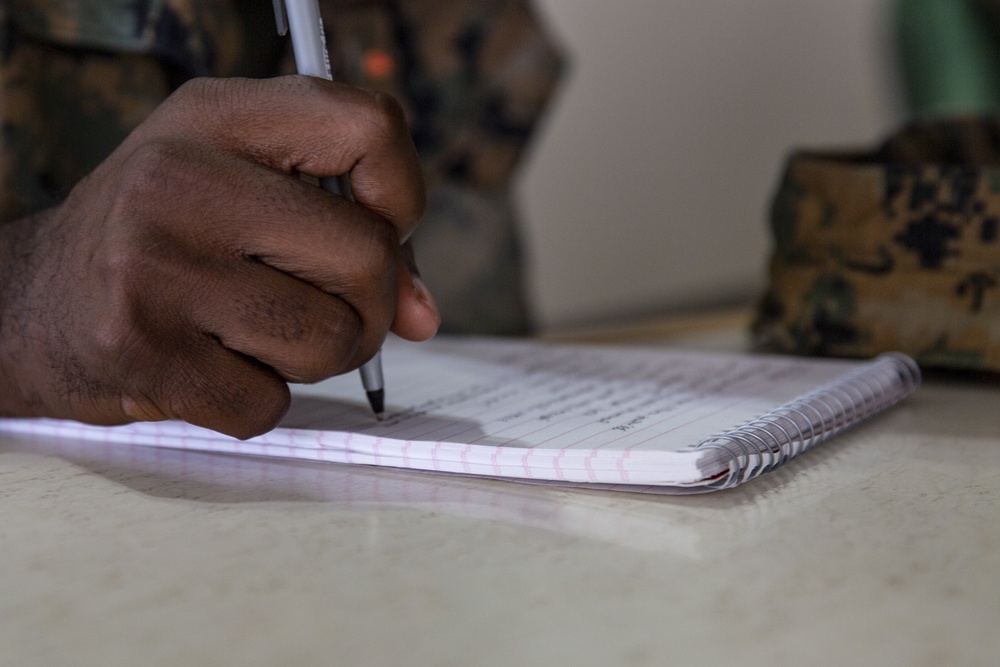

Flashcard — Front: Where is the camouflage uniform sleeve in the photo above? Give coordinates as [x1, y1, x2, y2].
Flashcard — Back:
[1, 1, 168, 221]
[314, 0, 566, 334]
[0, 0, 279, 222]
[0, 0, 564, 335]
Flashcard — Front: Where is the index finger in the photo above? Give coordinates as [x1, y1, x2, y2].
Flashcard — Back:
[148, 76, 426, 238]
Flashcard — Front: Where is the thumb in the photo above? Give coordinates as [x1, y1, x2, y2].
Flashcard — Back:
[390, 242, 440, 341]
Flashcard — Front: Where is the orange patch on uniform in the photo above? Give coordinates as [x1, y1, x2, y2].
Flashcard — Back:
[362, 49, 395, 80]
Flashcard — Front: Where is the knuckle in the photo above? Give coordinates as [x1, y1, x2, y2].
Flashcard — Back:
[89, 304, 143, 365]
[282, 75, 339, 115]
[397, 189, 426, 236]
[283, 301, 363, 383]
[366, 91, 409, 143]
[234, 384, 291, 439]
[156, 79, 213, 126]
[160, 77, 253, 143]
[233, 288, 363, 384]
[171, 366, 291, 440]
[168, 77, 228, 114]
[361, 218, 399, 279]
[288, 73, 326, 94]
[172, 76, 212, 101]
[112, 139, 221, 231]
[91, 260, 150, 363]
[319, 217, 398, 291]
[372, 91, 407, 128]
[114, 140, 186, 211]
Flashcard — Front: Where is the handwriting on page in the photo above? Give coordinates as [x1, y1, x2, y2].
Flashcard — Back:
[285, 343, 830, 452]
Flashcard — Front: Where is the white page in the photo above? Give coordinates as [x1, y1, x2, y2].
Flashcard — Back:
[0, 337, 912, 488]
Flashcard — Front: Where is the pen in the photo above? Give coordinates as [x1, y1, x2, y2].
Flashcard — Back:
[274, 0, 386, 419]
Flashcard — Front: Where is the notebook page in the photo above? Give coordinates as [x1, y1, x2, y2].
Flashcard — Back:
[0, 337, 905, 486]
[293, 337, 869, 451]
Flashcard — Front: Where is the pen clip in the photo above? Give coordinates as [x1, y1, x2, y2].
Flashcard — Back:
[272, 0, 289, 36]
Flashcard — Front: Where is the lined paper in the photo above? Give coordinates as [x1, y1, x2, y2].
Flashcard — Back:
[0, 337, 916, 489]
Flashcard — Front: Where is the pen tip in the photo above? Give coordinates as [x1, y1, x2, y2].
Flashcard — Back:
[375, 412, 385, 422]
[366, 389, 385, 418]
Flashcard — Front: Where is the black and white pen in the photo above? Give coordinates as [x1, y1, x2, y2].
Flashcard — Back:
[274, 0, 385, 419]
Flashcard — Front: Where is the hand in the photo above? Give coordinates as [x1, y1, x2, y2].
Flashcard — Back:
[0, 76, 440, 438]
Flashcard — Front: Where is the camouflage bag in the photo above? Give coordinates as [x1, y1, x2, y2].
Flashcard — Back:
[755, 117, 1000, 371]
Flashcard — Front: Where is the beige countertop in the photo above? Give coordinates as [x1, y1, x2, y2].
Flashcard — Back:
[2, 314, 999, 666]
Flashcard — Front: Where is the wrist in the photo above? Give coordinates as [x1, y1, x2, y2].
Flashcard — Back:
[0, 210, 54, 416]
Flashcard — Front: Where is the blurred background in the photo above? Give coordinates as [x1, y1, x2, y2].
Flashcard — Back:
[518, 0, 906, 330]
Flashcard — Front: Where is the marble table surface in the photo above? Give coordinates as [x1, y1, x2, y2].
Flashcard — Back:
[2, 320, 998, 666]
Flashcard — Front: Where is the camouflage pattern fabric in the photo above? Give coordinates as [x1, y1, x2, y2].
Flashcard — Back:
[755, 117, 1000, 371]
[0, 0, 564, 335]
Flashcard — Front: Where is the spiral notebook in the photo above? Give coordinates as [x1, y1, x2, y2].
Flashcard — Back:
[0, 336, 920, 493]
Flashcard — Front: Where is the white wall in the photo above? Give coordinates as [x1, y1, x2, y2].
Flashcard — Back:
[518, 0, 906, 329]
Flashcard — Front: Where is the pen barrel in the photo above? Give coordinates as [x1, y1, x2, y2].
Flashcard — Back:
[358, 349, 384, 391]
[284, 0, 385, 408]
[284, 0, 331, 79]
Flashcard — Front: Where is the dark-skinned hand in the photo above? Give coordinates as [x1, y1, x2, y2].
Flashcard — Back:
[0, 76, 440, 438]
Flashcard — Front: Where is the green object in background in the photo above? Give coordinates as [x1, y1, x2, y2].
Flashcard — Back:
[896, 0, 1000, 116]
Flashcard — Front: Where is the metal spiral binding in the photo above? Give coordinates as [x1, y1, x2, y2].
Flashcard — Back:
[695, 353, 921, 490]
